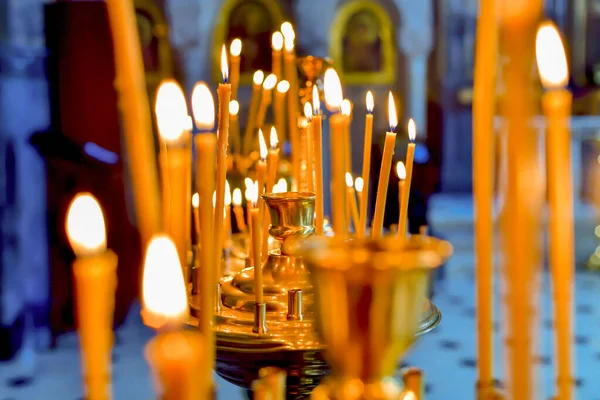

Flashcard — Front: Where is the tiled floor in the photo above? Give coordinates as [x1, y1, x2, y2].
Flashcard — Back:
[2, 198, 600, 399]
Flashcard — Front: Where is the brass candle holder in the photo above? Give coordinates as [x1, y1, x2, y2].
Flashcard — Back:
[188, 192, 450, 398]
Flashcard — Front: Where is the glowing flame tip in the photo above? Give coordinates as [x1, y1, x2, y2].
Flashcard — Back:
[66, 193, 106, 256]
[536, 21, 568, 88]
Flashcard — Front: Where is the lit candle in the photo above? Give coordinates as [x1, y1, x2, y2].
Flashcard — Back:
[341, 98, 353, 175]
[311, 85, 324, 235]
[192, 193, 200, 244]
[142, 235, 207, 400]
[271, 32, 283, 80]
[324, 68, 346, 238]
[66, 193, 117, 400]
[248, 182, 263, 304]
[398, 119, 416, 239]
[372, 92, 398, 239]
[345, 173, 360, 233]
[229, 100, 241, 156]
[243, 70, 265, 155]
[225, 180, 232, 245]
[232, 188, 247, 232]
[104, 0, 160, 247]
[359, 91, 374, 238]
[282, 22, 300, 187]
[304, 102, 314, 193]
[266, 127, 280, 192]
[396, 162, 407, 237]
[273, 178, 288, 194]
[472, 0, 497, 393]
[245, 178, 255, 261]
[536, 22, 574, 400]
[229, 38, 242, 100]
[257, 130, 268, 227]
[155, 80, 192, 276]
[274, 80, 289, 144]
[256, 73, 278, 130]
[355, 177, 364, 210]
[298, 117, 310, 192]
[214, 45, 232, 283]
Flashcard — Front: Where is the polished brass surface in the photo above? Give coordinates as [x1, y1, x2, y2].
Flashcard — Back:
[301, 235, 451, 399]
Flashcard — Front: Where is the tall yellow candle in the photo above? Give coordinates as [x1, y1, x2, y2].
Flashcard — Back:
[324, 68, 347, 238]
[263, 128, 279, 259]
[345, 173, 360, 233]
[282, 23, 300, 187]
[245, 179, 255, 261]
[396, 162, 407, 237]
[473, 0, 497, 393]
[341, 99, 353, 175]
[271, 32, 283, 80]
[359, 91, 374, 238]
[66, 194, 117, 400]
[256, 74, 278, 130]
[243, 71, 265, 155]
[229, 38, 242, 100]
[225, 180, 233, 245]
[232, 188, 247, 232]
[257, 130, 268, 228]
[191, 87, 217, 383]
[104, 0, 160, 247]
[398, 119, 416, 240]
[214, 45, 232, 284]
[155, 80, 192, 276]
[249, 182, 264, 304]
[142, 235, 207, 400]
[304, 102, 315, 193]
[372, 92, 398, 239]
[312, 85, 325, 235]
[500, 2, 543, 398]
[537, 22, 574, 400]
[274, 80, 289, 144]
[229, 100, 241, 157]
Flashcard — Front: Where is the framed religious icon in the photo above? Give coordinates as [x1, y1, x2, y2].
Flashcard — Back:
[329, 1, 396, 85]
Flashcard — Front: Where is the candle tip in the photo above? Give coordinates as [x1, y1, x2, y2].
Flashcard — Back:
[304, 102, 313, 121]
[324, 68, 343, 111]
[355, 177, 364, 192]
[263, 74, 278, 90]
[229, 100, 240, 116]
[345, 172, 354, 188]
[232, 188, 242, 206]
[276, 80, 290, 93]
[396, 161, 406, 180]
[66, 192, 107, 256]
[191, 82, 215, 131]
[192, 193, 199, 208]
[366, 91, 374, 113]
[387, 91, 397, 132]
[253, 70, 265, 85]
[258, 129, 268, 160]
[221, 45, 229, 82]
[408, 119, 416, 141]
[269, 126, 279, 149]
[536, 21, 568, 89]
[271, 31, 283, 51]
[230, 38, 242, 57]
[341, 99, 352, 117]
[312, 85, 321, 115]
[156, 80, 189, 140]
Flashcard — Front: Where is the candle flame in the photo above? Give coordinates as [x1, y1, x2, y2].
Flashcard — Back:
[312, 85, 320, 115]
[263, 74, 277, 90]
[249, 180, 259, 206]
[192, 193, 199, 208]
[258, 129, 268, 160]
[155, 80, 189, 141]
[324, 68, 343, 111]
[253, 70, 265, 86]
[345, 172, 354, 188]
[341, 99, 352, 117]
[281, 22, 295, 51]
[269, 126, 279, 149]
[271, 31, 283, 51]
[304, 102, 313, 121]
[402, 391, 416, 400]
[229, 100, 240, 116]
[244, 177, 253, 190]
[355, 177, 364, 192]
[142, 234, 188, 323]
[221, 45, 229, 82]
[232, 188, 242, 206]
[66, 193, 107, 256]
[366, 91, 374, 113]
[536, 21, 568, 89]
[396, 161, 406, 180]
[273, 178, 288, 193]
[230, 38, 242, 57]
[225, 180, 232, 206]
[408, 119, 416, 141]
[212, 191, 216, 208]
[387, 92, 398, 132]
[191, 82, 215, 131]
[277, 80, 290, 93]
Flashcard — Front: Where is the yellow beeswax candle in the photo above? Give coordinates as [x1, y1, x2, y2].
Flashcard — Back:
[311, 85, 324, 235]
[249, 182, 264, 304]
[271, 32, 283, 80]
[257, 130, 268, 223]
[355, 177, 364, 209]
[214, 45, 232, 283]
[396, 162, 407, 237]
[262, 127, 279, 257]
[229, 38, 242, 100]
[324, 68, 346, 237]
[345, 173, 360, 233]
[256, 74, 278, 130]
[245, 179, 255, 261]
[398, 119, 416, 239]
[282, 23, 300, 186]
[66, 194, 117, 400]
[304, 102, 314, 193]
[105, 0, 160, 247]
[155, 80, 192, 276]
[274, 80, 289, 144]
[537, 22, 574, 400]
[473, 0, 497, 392]
[229, 100, 241, 156]
[142, 235, 208, 399]
[225, 180, 232, 245]
[232, 188, 247, 232]
[372, 92, 398, 239]
[192, 193, 200, 245]
[341, 99, 353, 175]
[359, 91, 374, 238]
[243, 71, 265, 155]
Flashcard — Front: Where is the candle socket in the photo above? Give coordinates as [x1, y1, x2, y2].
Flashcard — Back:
[214, 283, 222, 313]
[286, 289, 304, 321]
[252, 302, 268, 334]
